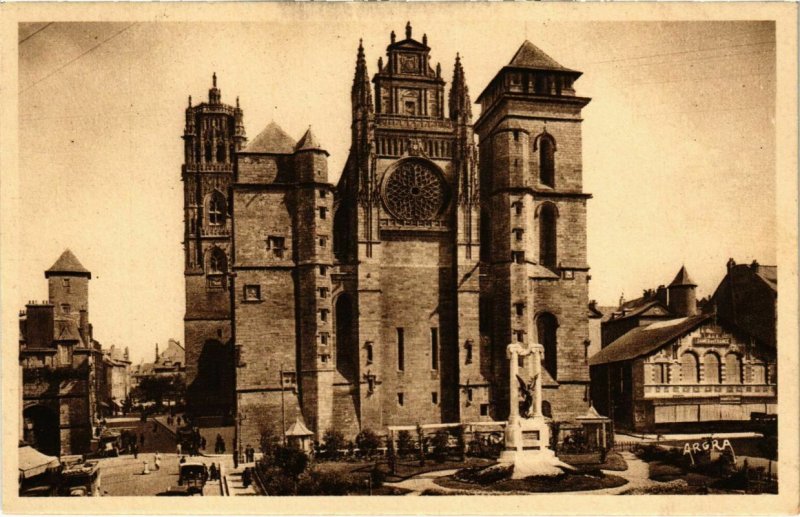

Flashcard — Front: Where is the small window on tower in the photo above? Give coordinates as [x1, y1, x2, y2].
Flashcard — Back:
[319, 287, 329, 298]
[480, 403, 489, 416]
[365, 341, 374, 364]
[467, 388, 474, 402]
[243, 285, 261, 302]
[515, 330, 524, 343]
[208, 193, 225, 226]
[320, 333, 330, 346]
[512, 251, 525, 264]
[431, 392, 438, 405]
[513, 201, 523, 216]
[397, 392, 404, 406]
[515, 303, 525, 317]
[266, 236, 286, 258]
[320, 309, 329, 322]
[319, 207, 327, 219]
[319, 236, 328, 247]
[62, 278, 71, 293]
[513, 228, 524, 241]
[465, 340, 473, 365]
[61, 304, 71, 314]
[319, 265, 328, 276]
[319, 189, 328, 198]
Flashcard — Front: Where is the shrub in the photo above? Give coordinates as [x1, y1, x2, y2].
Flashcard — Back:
[322, 428, 346, 460]
[355, 429, 381, 458]
[454, 464, 513, 485]
[274, 446, 309, 480]
[397, 430, 414, 457]
[431, 430, 450, 463]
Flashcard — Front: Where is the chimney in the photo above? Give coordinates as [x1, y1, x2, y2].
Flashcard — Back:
[79, 309, 89, 345]
[655, 285, 668, 307]
[25, 302, 55, 349]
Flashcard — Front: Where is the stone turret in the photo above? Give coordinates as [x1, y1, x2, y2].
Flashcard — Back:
[668, 266, 697, 317]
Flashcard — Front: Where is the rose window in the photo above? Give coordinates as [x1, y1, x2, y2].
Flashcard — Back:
[383, 161, 446, 221]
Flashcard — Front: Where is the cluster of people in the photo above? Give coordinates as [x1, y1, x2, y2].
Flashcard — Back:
[242, 444, 256, 463]
[214, 434, 226, 454]
[166, 415, 183, 427]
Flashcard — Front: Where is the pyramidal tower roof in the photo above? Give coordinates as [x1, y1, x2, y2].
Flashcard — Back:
[669, 266, 697, 288]
[295, 127, 327, 153]
[243, 121, 296, 154]
[508, 40, 575, 72]
[45, 249, 91, 278]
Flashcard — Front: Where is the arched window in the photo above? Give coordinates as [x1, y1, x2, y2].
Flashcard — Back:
[209, 249, 224, 273]
[538, 203, 558, 270]
[725, 353, 742, 384]
[204, 141, 212, 162]
[208, 192, 225, 226]
[537, 135, 556, 187]
[704, 352, 721, 384]
[681, 352, 699, 383]
[335, 294, 357, 382]
[536, 312, 558, 380]
[216, 142, 226, 163]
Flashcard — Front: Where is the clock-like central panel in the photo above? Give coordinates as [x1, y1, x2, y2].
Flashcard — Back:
[383, 159, 446, 221]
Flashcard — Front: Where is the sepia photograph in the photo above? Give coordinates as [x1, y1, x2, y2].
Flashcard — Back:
[2, 2, 797, 514]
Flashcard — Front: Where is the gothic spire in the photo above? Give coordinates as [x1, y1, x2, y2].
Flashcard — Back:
[209, 72, 221, 104]
[351, 39, 373, 114]
[449, 53, 472, 122]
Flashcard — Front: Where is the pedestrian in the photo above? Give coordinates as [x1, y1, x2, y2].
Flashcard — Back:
[201, 436, 206, 450]
[221, 437, 226, 454]
[179, 455, 186, 464]
[154, 452, 161, 470]
[133, 444, 139, 459]
[177, 443, 182, 456]
[242, 467, 251, 488]
[233, 448, 238, 469]
[209, 463, 218, 482]
[140, 433, 145, 447]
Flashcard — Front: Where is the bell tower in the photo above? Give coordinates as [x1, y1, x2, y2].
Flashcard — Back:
[182, 73, 245, 418]
[474, 41, 592, 422]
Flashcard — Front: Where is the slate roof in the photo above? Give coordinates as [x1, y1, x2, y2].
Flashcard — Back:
[295, 127, 326, 153]
[508, 40, 576, 72]
[756, 265, 777, 291]
[45, 249, 91, 278]
[589, 313, 711, 366]
[285, 417, 313, 437]
[669, 266, 697, 287]
[243, 122, 296, 154]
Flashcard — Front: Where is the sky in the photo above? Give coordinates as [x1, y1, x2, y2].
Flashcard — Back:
[15, 16, 776, 365]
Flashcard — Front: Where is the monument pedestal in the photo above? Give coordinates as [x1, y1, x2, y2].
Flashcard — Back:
[499, 415, 573, 479]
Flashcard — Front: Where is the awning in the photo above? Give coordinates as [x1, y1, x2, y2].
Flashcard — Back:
[19, 446, 59, 479]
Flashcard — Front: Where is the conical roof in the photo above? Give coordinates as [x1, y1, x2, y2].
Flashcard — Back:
[45, 249, 91, 278]
[669, 266, 696, 287]
[295, 127, 326, 153]
[508, 40, 574, 72]
[285, 417, 313, 437]
[243, 121, 296, 154]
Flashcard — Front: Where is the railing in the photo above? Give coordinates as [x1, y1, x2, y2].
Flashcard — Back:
[184, 163, 233, 173]
[643, 383, 776, 398]
[375, 114, 453, 131]
[380, 218, 450, 232]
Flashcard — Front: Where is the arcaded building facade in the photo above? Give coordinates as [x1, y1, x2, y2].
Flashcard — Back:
[182, 25, 593, 443]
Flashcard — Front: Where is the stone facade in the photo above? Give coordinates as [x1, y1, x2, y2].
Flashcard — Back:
[182, 29, 595, 441]
[19, 250, 103, 456]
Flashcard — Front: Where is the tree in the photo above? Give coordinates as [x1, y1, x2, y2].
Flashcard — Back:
[259, 427, 280, 464]
[431, 430, 449, 463]
[396, 430, 414, 458]
[322, 428, 345, 460]
[355, 429, 380, 458]
[274, 446, 309, 494]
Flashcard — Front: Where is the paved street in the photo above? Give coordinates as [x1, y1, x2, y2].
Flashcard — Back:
[98, 417, 224, 496]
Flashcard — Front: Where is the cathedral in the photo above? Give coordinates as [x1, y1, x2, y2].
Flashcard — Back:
[182, 24, 593, 446]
